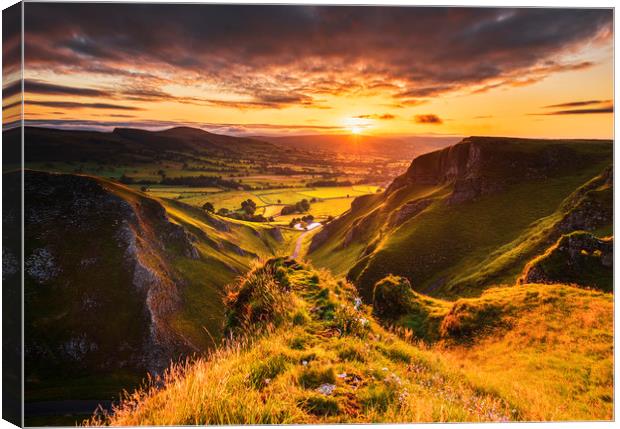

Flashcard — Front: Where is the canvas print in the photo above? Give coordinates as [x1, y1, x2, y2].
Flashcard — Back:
[1, 2, 614, 427]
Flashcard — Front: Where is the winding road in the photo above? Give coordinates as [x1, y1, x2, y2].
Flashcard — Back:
[292, 222, 322, 259]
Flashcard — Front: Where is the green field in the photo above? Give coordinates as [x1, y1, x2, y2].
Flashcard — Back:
[136, 185, 382, 225]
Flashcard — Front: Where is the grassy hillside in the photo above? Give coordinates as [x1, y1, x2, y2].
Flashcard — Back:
[309, 137, 612, 299]
[90, 259, 613, 424]
[21, 171, 291, 414]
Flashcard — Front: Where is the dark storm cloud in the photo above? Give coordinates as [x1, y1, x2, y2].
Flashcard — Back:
[23, 5, 613, 107]
[414, 114, 443, 124]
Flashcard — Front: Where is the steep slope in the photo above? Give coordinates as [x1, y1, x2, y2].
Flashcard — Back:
[309, 137, 612, 299]
[91, 259, 613, 424]
[11, 170, 286, 403]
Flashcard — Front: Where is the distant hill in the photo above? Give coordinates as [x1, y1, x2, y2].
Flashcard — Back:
[12, 126, 284, 164]
[253, 134, 460, 160]
[308, 136, 613, 299]
[5, 170, 285, 403]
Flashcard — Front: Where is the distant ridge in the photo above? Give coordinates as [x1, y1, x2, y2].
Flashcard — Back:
[253, 133, 461, 160]
[16, 125, 282, 163]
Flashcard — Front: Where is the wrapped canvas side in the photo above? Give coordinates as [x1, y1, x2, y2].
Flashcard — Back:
[2, 1, 24, 427]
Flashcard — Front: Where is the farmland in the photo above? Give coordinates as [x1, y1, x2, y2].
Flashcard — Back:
[133, 184, 382, 226]
[23, 126, 404, 227]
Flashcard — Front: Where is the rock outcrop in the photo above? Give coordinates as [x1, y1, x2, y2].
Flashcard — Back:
[555, 166, 613, 235]
[388, 137, 586, 204]
[387, 198, 434, 228]
[519, 231, 613, 292]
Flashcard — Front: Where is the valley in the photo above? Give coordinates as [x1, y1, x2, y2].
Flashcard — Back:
[10, 127, 613, 425]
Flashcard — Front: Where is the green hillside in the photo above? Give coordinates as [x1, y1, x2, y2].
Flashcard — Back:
[90, 259, 613, 424]
[18, 171, 289, 409]
[309, 137, 612, 299]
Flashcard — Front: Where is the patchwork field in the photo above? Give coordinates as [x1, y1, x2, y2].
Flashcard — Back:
[135, 184, 382, 225]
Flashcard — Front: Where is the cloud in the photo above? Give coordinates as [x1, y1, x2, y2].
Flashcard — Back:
[27, 100, 143, 111]
[25, 80, 109, 97]
[414, 114, 443, 124]
[539, 106, 613, 115]
[354, 113, 396, 120]
[22, 5, 612, 110]
[531, 99, 613, 115]
[544, 99, 612, 108]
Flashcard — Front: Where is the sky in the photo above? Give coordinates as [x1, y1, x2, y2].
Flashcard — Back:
[3, 4, 614, 138]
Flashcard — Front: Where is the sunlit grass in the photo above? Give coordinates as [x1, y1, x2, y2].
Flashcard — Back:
[88, 261, 612, 425]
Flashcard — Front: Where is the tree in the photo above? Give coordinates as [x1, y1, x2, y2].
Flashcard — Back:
[217, 208, 230, 216]
[202, 202, 215, 213]
[241, 199, 257, 215]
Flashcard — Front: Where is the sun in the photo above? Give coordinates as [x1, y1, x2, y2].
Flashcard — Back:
[344, 117, 370, 135]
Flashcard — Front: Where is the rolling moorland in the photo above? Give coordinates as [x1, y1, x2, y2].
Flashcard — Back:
[4, 127, 613, 424]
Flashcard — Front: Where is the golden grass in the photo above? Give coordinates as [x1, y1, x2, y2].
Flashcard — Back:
[86, 262, 612, 425]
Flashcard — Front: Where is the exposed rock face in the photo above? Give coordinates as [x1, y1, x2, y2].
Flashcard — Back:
[268, 227, 284, 243]
[388, 137, 585, 204]
[21, 171, 200, 378]
[388, 198, 433, 228]
[309, 228, 330, 252]
[555, 167, 613, 235]
[342, 208, 381, 247]
[205, 213, 231, 232]
[519, 231, 613, 292]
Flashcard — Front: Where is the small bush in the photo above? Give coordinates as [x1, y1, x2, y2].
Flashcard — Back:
[372, 275, 414, 321]
[224, 260, 294, 336]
